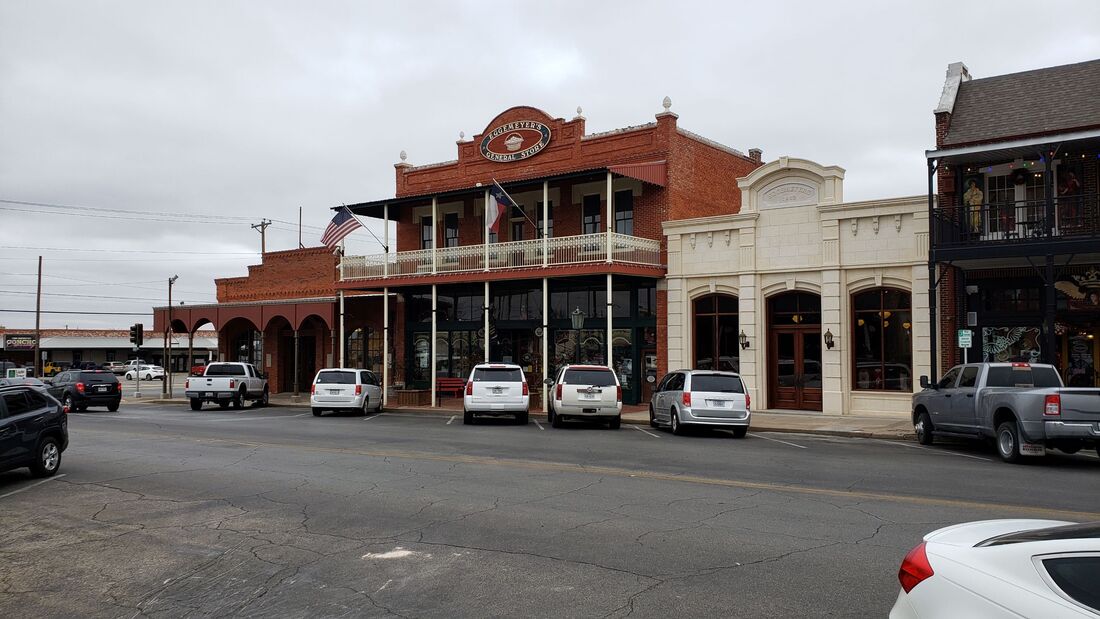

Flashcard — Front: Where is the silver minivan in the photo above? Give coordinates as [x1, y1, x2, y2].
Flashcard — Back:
[311, 368, 383, 416]
[650, 370, 750, 437]
[463, 363, 530, 425]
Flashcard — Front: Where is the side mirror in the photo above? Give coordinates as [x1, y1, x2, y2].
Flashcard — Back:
[543, 377, 554, 386]
[919, 376, 931, 389]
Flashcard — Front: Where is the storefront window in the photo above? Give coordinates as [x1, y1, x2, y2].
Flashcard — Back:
[412, 333, 430, 382]
[852, 288, 912, 391]
[981, 326, 1041, 363]
[612, 329, 633, 392]
[347, 328, 364, 368]
[693, 294, 738, 372]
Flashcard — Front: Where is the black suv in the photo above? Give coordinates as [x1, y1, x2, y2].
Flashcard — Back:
[47, 370, 122, 412]
[0, 384, 68, 477]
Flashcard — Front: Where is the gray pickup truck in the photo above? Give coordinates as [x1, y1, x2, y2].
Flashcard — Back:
[913, 362, 1100, 463]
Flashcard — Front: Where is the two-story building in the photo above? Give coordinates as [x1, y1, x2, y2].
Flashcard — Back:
[927, 60, 1100, 387]
[337, 101, 763, 409]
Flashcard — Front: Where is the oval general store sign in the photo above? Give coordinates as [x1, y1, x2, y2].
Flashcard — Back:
[479, 121, 552, 162]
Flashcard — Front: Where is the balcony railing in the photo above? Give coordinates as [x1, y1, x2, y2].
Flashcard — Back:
[931, 194, 1100, 248]
[341, 232, 662, 281]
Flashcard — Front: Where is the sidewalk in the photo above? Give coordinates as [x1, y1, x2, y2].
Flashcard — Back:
[130, 392, 915, 441]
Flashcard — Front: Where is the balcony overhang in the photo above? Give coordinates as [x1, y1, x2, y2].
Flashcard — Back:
[926, 128, 1100, 165]
[337, 262, 665, 290]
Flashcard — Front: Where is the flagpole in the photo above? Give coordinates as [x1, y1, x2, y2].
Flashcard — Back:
[342, 204, 388, 253]
[492, 179, 542, 238]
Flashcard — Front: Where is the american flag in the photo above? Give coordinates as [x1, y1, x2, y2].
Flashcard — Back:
[321, 206, 362, 248]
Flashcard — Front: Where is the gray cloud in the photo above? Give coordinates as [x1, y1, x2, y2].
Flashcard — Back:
[2, 0, 1098, 328]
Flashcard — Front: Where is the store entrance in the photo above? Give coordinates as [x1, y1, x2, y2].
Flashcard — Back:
[767, 292, 823, 411]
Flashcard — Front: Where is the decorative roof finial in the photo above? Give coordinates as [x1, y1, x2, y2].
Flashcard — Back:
[577, 106, 583, 116]
[459, 131, 465, 140]
[399, 150, 407, 162]
[662, 96, 672, 112]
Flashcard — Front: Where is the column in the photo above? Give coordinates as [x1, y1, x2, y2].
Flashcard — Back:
[383, 203, 389, 278]
[542, 277, 548, 412]
[606, 273, 613, 367]
[483, 281, 490, 362]
[821, 269, 844, 416]
[605, 171, 613, 263]
[542, 180, 549, 267]
[186, 331, 193, 378]
[431, 283, 437, 407]
[338, 291, 345, 366]
[292, 329, 300, 402]
[382, 287, 389, 408]
[431, 196, 438, 275]
[483, 189, 490, 272]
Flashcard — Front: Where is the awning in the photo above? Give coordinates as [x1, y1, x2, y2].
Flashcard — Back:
[609, 160, 667, 187]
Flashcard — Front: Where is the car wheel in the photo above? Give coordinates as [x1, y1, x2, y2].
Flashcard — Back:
[62, 394, 73, 411]
[915, 411, 934, 445]
[996, 420, 1023, 464]
[608, 416, 621, 430]
[517, 412, 529, 425]
[463, 409, 473, 425]
[670, 408, 684, 436]
[30, 437, 61, 478]
[232, 390, 244, 409]
[731, 426, 748, 438]
[190, 398, 202, 411]
[551, 409, 564, 428]
[107, 402, 119, 412]
[218, 400, 230, 410]
[312, 407, 323, 417]
[258, 387, 269, 408]
[649, 405, 657, 428]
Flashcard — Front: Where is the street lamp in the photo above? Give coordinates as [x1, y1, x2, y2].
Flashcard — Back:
[165, 275, 178, 398]
[823, 329, 835, 349]
[570, 307, 585, 331]
[739, 329, 750, 350]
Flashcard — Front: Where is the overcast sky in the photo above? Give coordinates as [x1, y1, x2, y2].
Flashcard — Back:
[1, 1, 1098, 330]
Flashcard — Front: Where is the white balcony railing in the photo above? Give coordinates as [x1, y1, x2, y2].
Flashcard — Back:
[341, 232, 661, 281]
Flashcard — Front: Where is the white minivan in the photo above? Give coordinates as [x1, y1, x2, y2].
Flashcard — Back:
[463, 363, 529, 425]
[311, 368, 383, 416]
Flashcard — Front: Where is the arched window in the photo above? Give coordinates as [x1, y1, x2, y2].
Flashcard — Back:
[693, 294, 739, 372]
[852, 288, 912, 391]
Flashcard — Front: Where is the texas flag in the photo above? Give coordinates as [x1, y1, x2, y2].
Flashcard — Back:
[486, 181, 516, 234]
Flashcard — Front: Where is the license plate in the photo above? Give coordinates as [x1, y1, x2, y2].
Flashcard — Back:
[204, 392, 214, 397]
[580, 393, 598, 400]
[328, 389, 340, 395]
[96, 386, 109, 393]
[706, 400, 731, 408]
[492, 387, 503, 395]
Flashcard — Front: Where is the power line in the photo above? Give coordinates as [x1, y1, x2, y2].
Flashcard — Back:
[0, 245, 259, 255]
[0, 205, 249, 225]
[0, 309, 150, 316]
[0, 198, 255, 221]
[0, 289, 212, 303]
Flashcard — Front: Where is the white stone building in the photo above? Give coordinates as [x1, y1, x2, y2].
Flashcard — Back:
[662, 157, 930, 416]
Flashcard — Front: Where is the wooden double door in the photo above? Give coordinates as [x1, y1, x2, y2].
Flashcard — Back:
[769, 327, 823, 411]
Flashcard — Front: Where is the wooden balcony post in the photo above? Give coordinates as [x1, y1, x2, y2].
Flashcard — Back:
[431, 283, 437, 407]
[431, 196, 438, 275]
[483, 189, 490, 272]
[382, 286, 389, 408]
[542, 180, 549, 267]
[338, 291, 345, 366]
[542, 277, 548, 413]
[606, 171, 613, 263]
[606, 273, 613, 367]
[483, 281, 490, 362]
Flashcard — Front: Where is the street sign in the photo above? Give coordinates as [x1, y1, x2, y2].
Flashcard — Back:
[957, 329, 973, 349]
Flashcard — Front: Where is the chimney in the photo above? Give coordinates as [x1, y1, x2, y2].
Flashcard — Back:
[748, 148, 763, 164]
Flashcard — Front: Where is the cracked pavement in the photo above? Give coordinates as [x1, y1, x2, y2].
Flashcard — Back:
[1, 404, 1098, 617]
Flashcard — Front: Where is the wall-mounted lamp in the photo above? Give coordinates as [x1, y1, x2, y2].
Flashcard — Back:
[739, 330, 750, 350]
[823, 329, 835, 350]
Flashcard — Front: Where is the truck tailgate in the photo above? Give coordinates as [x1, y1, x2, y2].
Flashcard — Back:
[1058, 389, 1100, 421]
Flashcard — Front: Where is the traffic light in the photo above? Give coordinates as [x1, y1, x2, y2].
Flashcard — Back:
[129, 323, 144, 347]
[129, 324, 138, 345]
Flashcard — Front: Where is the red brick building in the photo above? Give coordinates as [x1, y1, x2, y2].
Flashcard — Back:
[156, 102, 763, 403]
[927, 60, 1100, 386]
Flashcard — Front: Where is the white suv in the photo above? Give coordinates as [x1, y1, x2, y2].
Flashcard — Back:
[548, 365, 622, 429]
[311, 368, 383, 416]
[463, 363, 529, 425]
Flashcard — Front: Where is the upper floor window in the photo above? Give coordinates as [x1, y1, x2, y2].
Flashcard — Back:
[420, 216, 433, 250]
[444, 213, 458, 248]
[583, 195, 601, 234]
[537, 201, 553, 238]
[614, 190, 634, 235]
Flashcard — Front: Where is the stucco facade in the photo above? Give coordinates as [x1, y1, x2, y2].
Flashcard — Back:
[663, 157, 931, 416]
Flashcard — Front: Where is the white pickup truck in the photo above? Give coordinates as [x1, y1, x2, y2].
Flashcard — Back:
[185, 362, 269, 411]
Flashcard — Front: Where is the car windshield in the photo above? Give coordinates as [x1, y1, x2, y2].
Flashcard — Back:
[986, 366, 1062, 388]
[316, 371, 356, 384]
[690, 374, 744, 393]
[204, 364, 245, 376]
[563, 369, 616, 387]
[472, 368, 522, 382]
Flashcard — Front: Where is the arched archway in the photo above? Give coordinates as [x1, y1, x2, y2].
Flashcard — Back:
[691, 293, 740, 372]
[221, 316, 263, 367]
[766, 291, 822, 411]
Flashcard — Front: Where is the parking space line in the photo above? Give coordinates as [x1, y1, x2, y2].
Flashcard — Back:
[363, 414, 379, 421]
[748, 432, 807, 449]
[632, 425, 660, 438]
[533, 419, 544, 430]
[447, 415, 455, 425]
[880, 440, 992, 462]
[0, 474, 66, 500]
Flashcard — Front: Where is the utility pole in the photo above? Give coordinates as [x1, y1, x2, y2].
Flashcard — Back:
[299, 206, 304, 249]
[34, 256, 42, 377]
[251, 218, 272, 254]
[165, 275, 178, 398]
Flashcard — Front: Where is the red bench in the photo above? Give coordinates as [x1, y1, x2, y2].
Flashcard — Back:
[436, 377, 467, 398]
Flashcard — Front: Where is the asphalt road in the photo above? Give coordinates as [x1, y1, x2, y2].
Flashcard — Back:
[1, 403, 1098, 618]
